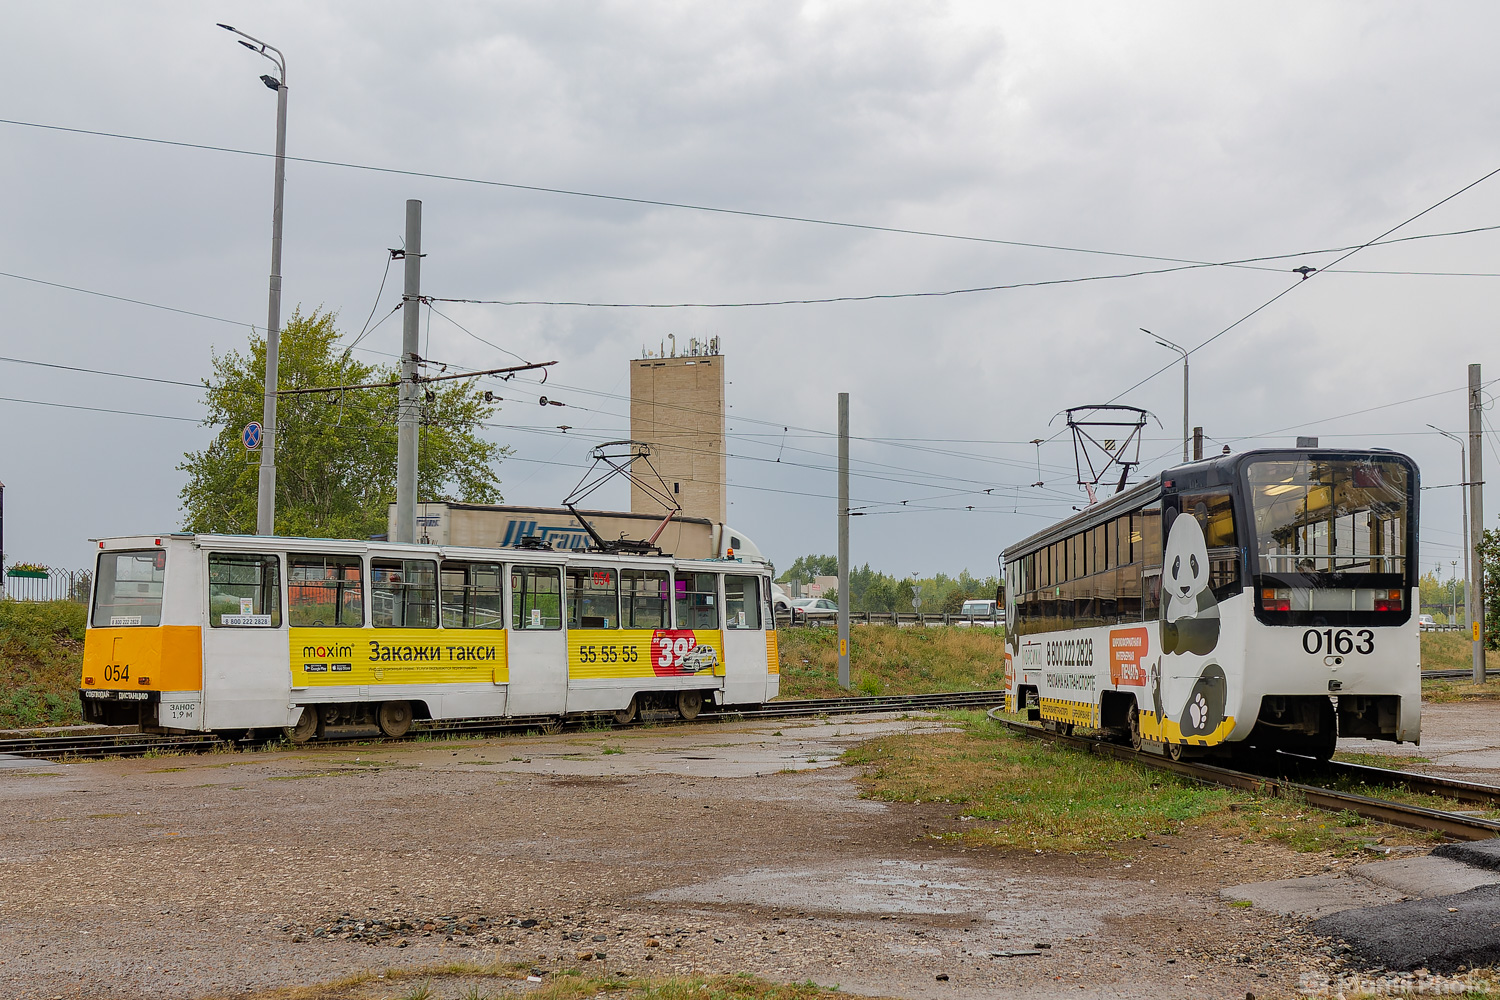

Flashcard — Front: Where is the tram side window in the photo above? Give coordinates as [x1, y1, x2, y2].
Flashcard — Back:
[675, 572, 720, 629]
[1140, 505, 1163, 619]
[288, 554, 363, 628]
[724, 575, 762, 629]
[208, 553, 282, 628]
[511, 565, 562, 630]
[567, 567, 619, 628]
[621, 569, 670, 628]
[440, 561, 504, 629]
[93, 549, 167, 627]
[372, 558, 438, 628]
[1176, 491, 1240, 599]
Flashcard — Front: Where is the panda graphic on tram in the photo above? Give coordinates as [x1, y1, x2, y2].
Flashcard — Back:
[1151, 507, 1229, 743]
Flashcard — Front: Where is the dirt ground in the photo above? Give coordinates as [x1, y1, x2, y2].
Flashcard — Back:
[0, 713, 1386, 1000]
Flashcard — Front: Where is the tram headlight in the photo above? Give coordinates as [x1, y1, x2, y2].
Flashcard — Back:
[1261, 587, 1291, 612]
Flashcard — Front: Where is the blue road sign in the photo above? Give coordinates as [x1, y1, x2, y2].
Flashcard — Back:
[242, 421, 262, 450]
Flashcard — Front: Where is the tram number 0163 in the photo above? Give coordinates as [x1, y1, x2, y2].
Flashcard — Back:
[1302, 628, 1375, 655]
[576, 644, 640, 665]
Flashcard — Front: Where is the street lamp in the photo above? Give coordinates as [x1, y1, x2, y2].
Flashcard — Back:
[219, 23, 288, 537]
[1142, 329, 1188, 463]
[1428, 424, 1470, 640]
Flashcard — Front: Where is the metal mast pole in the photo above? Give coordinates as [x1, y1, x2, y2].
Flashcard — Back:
[219, 25, 288, 536]
[837, 392, 850, 690]
[394, 200, 423, 544]
[1469, 363, 1486, 682]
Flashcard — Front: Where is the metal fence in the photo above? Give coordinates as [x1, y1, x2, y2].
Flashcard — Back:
[774, 609, 1004, 629]
[1, 566, 91, 603]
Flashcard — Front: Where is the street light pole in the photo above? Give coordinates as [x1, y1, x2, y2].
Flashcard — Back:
[220, 23, 288, 537]
[1429, 424, 1470, 644]
[1142, 329, 1188, 463]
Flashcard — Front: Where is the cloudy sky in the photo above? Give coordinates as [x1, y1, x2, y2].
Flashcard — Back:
[1, 1, 1496, 584]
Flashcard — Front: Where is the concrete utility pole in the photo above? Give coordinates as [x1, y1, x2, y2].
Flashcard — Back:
[837, 392, 851, 690]
[219, 24, 288, 537]
[1469, 363, 1486, 682]
[393, 200, 423, 545]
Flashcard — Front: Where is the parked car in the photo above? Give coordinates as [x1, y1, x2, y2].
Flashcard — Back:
[789, 597, 839, 624]
[1419, 614, 1436, 627]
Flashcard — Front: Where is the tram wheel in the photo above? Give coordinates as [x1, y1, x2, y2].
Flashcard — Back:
[677, 689, 704, 722]
[286, 706, 320, 745]
[1126, 704, 1143, 751]
[1165, 740, 1185, 762]
[377, 701, 412, 739]
[614, 696, 638, 726]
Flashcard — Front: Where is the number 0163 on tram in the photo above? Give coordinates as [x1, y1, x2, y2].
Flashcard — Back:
[80, 534, 779, 741]
[1002, 448, 1419, 760]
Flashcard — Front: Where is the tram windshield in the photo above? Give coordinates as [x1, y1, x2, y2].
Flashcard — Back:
[1244, 456, 1412, 619]
[93, 549, 166, 627]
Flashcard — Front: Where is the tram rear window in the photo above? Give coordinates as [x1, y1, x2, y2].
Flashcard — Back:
[288, 555, 363, 628]
[1246, 458, 1409, 577]
[93, 549, 166, 627]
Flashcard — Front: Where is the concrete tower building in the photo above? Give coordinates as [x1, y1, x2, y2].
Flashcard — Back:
[630, 338, 725, 524]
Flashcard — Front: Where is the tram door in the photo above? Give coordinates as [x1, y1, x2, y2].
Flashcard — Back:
[202, 550, 296, 730]
[505, 564, 568, 715]
[720, 573, 771, 705]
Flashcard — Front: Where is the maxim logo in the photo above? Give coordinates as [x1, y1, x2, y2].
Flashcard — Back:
[302, 643, 353, 659]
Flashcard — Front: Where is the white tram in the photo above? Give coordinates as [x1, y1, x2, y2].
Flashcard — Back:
[80, 534, 778, 741]
[1002, 449, 1420, 760]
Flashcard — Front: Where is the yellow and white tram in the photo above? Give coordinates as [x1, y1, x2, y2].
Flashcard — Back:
[1003, 448, 1420, 760]
[80, 534, 778, 741]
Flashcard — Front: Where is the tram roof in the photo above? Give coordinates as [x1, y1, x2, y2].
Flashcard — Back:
[1001, 446, 1417, 561]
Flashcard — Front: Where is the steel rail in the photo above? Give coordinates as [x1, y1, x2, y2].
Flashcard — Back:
[0, 689, 1007, 760]
[988, 712, 1500, 841]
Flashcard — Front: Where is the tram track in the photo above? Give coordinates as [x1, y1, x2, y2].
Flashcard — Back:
[0, 689, 1008, 760]
[988, 710, 1500, 841]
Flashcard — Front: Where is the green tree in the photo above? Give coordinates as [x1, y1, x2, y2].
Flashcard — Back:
[179, 310, 508, 539]
[778, 554, 838, 585]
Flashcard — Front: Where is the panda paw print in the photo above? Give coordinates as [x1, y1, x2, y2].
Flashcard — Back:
[1187, 691, 1209, 732]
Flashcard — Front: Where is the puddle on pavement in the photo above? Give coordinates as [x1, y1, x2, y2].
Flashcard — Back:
[649, 858, 1156, 938]
[424, 715, 953, 780]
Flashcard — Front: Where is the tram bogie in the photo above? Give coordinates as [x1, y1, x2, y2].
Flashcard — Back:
[80, 533, 778, 741]
[1003, 448, 1420, 761]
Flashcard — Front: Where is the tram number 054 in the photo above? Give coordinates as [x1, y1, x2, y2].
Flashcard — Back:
[103, 664, 130, 682]
[1302, 629, 1375, 655]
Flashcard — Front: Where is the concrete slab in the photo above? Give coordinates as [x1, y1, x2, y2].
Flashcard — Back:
[1313, 883, 1500, 973]
[1220, 874, 1407, 918]
[1355, 855, 1500, 897]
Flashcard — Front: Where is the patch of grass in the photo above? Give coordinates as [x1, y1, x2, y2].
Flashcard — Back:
[1334, 751, 1432, 768]
[204, 965, 862, 1000]
[775, 625, 1005, 699]
[843, 711, 1433, 856]
[1422, 630, 1475, 672]
[0, 599, 87, 729]
[1424, 676, 1500, 703]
